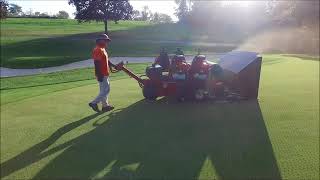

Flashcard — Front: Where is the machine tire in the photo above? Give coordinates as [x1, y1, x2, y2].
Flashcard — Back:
[143, 84, 157, 100]
[175, 81, 186, 101]
[194, 89, 206, 101]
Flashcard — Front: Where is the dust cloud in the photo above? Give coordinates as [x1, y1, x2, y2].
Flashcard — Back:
[237, 26, 319, 55]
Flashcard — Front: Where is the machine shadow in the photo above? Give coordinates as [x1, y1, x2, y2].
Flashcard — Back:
[32, 99, 281, 179]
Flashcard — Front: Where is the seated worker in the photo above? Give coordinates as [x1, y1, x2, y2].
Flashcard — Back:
[170, 55, 190, 80]
[153, 48, 170, 71]
[174, 48, 184, 55]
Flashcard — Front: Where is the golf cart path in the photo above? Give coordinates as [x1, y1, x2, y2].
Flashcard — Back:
[0, 54, 223, 77]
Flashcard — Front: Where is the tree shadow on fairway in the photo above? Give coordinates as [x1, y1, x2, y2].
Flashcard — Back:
[1, 23, 237, 68]
[31, 99, 281, 179]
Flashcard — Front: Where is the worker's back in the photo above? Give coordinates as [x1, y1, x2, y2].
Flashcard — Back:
[154, 51, 170, 71]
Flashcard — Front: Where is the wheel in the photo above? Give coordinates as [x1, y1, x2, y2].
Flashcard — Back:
[142, 84, 157, 100]
[175, 81, 186, 101]
[195, 89, 206, 101]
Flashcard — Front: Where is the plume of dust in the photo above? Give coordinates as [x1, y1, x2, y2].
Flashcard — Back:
[237, 25, 319, 56]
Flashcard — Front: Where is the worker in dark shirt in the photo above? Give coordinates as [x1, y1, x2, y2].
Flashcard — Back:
[174, 48, 184, 55]
[153, 48, 170, 71]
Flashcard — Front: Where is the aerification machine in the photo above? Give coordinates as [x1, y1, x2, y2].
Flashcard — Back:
[112, 50, 262, 102]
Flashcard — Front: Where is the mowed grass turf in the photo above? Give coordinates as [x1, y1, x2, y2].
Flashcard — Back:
[0, 63, 149, 105]
[0, 18, 235, 68]
[0, 55, 319, 179]
[0, 63, 149, 90]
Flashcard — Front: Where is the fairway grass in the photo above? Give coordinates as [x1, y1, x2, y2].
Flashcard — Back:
[0, 63, 149, 105]
[0, 55, 319, 179]
[1, 18, 235, 68]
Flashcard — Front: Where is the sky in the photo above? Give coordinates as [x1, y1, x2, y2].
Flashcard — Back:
[8, 0, 178, 20]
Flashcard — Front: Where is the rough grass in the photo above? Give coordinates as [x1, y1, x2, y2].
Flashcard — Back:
[0, 18, 235, 68]
[0, 55, 319, 179]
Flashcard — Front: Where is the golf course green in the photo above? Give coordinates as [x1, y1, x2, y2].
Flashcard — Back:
[0, 54, 319, 179]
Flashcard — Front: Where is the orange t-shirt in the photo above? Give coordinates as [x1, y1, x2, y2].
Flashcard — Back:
[92, 46, 109, 76]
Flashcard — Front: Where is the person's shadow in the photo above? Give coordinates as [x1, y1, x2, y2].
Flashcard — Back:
[1, 99, 281, 179]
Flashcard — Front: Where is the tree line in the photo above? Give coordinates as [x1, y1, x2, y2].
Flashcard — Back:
[132, 6, 172, 23]
[0, 1, 70, 19]
[174, 1, 319, 30]
[68, 0, 174, 34]
[0, 0, 172, 32]
[1, 0, 318, 35]
[173, 1, 319, 55]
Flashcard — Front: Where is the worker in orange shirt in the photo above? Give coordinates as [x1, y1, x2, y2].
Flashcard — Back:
[89, 34, 114, 112]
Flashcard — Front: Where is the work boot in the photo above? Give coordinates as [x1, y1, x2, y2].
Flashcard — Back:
[102, 105, 114, 112]
[89, 103, 100, 113]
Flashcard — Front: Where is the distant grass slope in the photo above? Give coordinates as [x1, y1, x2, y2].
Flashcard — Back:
[1, 18, 235, 68]
[1, 18, 149, 45]
[0, 55, 319, 179]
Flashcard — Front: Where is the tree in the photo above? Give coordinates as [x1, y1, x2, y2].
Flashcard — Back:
[39, 12, 49, 17]
[34, 11, 40, 16]
[158, 13, 172, 23]
[69, 0, 133, 34]
[141, 6, 152, 21]
[109, 0, 133, 24]
[152, 12, 159, 22]
[268, 1, 319, 27]
[175, 0, 192, 22]
[0, 0, 9, 19]
[25, 8, 33, 16]
[151, 12, 172, 23]
[57, 10, 69, 19]
[132, 10, 141, 20]
[8, 3, 22, 16]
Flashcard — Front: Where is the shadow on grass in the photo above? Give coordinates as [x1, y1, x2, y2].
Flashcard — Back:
[0, 113, 103, 178]
[1, 23, 237, 68]
[0, 33, 96, 68]
[1, 99, 281, 179]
